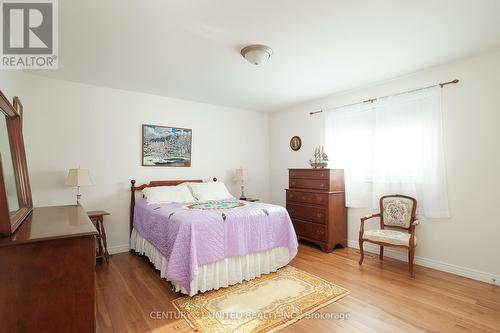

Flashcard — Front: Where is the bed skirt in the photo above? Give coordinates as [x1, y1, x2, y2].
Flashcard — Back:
[130, 228, 293, 296]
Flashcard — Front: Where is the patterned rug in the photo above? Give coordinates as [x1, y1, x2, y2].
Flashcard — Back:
[172, 266, 350, 333]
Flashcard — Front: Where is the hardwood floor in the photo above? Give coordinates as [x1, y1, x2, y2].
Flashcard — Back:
[96, 243, 500, 332]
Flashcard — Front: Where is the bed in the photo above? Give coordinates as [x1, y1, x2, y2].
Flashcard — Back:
[129, 179, 298, 296]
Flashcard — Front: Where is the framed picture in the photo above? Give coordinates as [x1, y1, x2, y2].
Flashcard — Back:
[142, 124, 192, 167]
[290, 136, 302, 151]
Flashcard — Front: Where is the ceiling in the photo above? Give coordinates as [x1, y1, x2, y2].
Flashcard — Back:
[29, 0, 500, 112]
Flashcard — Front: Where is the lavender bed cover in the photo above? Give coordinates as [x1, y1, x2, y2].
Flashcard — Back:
[133, 198, 298, 293]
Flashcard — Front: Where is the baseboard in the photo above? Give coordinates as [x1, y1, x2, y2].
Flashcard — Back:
[108, 243, 130, 255]
[348, 240, 500, 286]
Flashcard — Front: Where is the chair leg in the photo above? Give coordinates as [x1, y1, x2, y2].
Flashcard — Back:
[409, 247, 415, 278]
[379, 246, 384, 260]
[358, 240, 364, 265]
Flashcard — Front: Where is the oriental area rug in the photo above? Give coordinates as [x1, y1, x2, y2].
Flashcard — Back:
[172, 266, 350, 333]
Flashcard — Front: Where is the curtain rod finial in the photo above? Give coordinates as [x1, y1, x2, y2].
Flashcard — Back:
[439, 79, 459, 88]
[309, 110, 323, 115]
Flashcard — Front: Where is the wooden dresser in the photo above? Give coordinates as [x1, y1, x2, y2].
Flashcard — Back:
[286, 169, 347, 252]
[0, 205, 97, 332]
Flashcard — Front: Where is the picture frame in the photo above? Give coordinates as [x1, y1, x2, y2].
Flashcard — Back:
[142, 124, 192, 167]
[0, 91, 33, 237]
[290, 136, 302, 151]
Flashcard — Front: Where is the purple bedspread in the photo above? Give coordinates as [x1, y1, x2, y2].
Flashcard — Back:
[133, 198, 298, 293]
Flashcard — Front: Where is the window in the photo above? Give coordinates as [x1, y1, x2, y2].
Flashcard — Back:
[325, 86, 449, 218]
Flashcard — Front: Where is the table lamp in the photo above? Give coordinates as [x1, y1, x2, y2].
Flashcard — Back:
[65, 168, 93, 204]
[233, 168, 248, 200]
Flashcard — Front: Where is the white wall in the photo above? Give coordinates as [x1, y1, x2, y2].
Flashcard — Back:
[0, 72, 271, 252]
[270, 51, 500, 282]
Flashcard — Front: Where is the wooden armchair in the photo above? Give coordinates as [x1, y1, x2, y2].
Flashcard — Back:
[358, 195, 419, 277]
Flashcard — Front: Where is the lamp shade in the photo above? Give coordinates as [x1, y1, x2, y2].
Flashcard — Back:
[65, 168, 93, 187]
[233, 168, 248, 182]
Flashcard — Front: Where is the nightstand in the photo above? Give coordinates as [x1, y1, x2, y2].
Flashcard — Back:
[240, 198, 259, 202]
[87, 210, 110, 263]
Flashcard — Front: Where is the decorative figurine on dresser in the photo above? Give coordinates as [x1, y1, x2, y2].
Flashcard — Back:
[286, 168, 347, 252]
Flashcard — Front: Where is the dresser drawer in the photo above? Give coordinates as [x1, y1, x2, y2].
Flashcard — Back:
[287, 203, 326, 224]
[289, 169, 330, 180]
[291, 218, 327, 242]
[286, 190, 328, 206]
[289, 178, 329, 190]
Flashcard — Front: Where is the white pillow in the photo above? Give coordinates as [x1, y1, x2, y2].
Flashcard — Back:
[142, 185, 195, 204]
[188, 182, 233, 201]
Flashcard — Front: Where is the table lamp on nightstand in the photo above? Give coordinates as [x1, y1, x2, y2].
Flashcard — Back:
[233, 168, 248, 200]
[65, 168, 93, 204]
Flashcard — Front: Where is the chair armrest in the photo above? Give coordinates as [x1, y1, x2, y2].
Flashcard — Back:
[359, 213, 381, 236]
[361, 213, 381, 222]
[409, 220, 419, 237]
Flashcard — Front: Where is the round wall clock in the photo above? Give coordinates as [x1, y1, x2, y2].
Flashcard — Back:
[290, 136, 302, 151]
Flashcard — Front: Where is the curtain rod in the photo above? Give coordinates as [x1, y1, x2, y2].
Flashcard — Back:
[309, 79, 459, 115]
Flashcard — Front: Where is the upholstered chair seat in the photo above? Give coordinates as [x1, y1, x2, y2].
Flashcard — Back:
[363, 229, 417, 246]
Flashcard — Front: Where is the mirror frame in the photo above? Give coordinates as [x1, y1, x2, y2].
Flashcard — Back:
[0, 90, 32, 236]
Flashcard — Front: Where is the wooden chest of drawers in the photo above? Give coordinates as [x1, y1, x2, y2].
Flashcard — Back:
[0, 205, 97, 332]
[286, 169, 347, 252]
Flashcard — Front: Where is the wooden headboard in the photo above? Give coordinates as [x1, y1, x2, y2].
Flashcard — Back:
[129, 178, 216, 235]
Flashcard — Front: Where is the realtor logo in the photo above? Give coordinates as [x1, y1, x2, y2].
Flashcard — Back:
[1, 0, 58, 69]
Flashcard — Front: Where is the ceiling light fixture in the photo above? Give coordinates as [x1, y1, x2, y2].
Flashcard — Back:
[240, 45, 273, 65]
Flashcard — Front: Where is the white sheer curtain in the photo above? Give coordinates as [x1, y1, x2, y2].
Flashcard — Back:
[325, 86, 449, 218]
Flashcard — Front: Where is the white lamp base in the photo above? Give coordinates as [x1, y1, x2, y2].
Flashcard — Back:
[76, 186, 81, 205]
[239, 184, 246, 200]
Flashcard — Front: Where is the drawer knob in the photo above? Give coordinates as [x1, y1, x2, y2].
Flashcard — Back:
[320, 183, 325, 187]
[289, 194, 294, 198]
[318, 197, 323, 201]
[291, 181, 296, 186]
